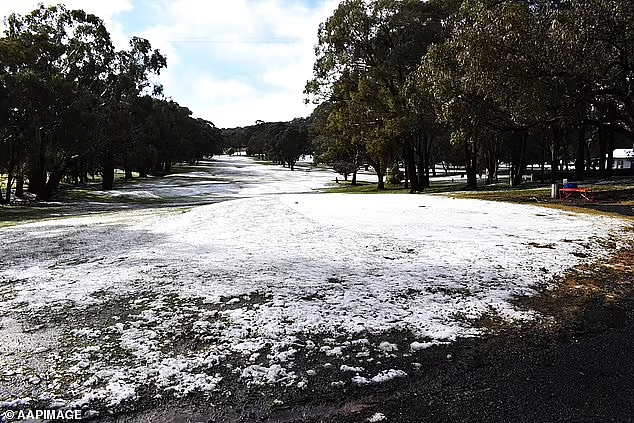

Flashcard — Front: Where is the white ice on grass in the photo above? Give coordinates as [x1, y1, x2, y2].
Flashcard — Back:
[79, 155, 339, 202]
[410, 341, 435, 352]
[368, 412, 387, 422]
[352, 369, 408, 385]
[0, 156, 631, 410]
[241, 364, 296, 386]
[341, 365, 365, 372]
[378, 342, 398, 353]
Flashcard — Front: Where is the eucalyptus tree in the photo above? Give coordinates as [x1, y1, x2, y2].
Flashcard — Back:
[575, 0, 634, 175]
[99, 36, 166, 189]
[422, 0, 633, 183]
[0, 4, 116, 199]
[306, 0, 460, 189]
[312, 101, 367, 184]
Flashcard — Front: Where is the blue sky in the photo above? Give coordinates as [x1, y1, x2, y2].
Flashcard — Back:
[1, 0, 341, 128]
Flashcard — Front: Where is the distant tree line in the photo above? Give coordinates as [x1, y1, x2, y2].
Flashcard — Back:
[222, 118, 311, 171]
[305, 0, 634, 190]
[0, 4, 222, 203]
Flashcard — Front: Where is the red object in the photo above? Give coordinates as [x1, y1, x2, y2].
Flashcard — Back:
[559, 187, 593, 201]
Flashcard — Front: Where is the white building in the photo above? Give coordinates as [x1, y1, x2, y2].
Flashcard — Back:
[613, 148, 634, 169]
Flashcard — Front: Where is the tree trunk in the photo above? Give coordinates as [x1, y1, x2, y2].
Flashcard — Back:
[406, 141, 419, 192]
[574, 122, 586, 181]
[403, 157, 409, 190]
[27, 167, 47, 199]
[464, 139, 478, 189]
[102, 153, 115, 190]
[369, 157, 385, 190]
[598, 125, 608, 176]
[512, 133, 528, 186]
[606, 128, 614, 177]
[15, 173, 24, 198]
[28, 133, 48, 199]
[46, 171, 63, 198]
[550, 123, 561, 183]
[124, 163, 133, 179]
[4, 165, 13, 204]
[418, 134, 430, 188]
[376, 168, 384, 189]
[351, 170, 357, 186]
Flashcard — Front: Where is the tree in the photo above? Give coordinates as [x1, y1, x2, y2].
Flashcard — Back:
[1, 5, 117, 199]
[306, 0, 459, 190]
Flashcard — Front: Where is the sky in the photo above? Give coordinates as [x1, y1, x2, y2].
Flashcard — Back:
[0, 0, 341, 128]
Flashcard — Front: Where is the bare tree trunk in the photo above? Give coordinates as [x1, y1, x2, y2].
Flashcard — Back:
[575, 122, 586, 181]
[102, 152, 115, 190]
[406, 140, 419, 192]
[605, 128, 615, 177]
[4, 165, 13, 204]
[598, 125, 607, 176]
[376, 168, 384, 189]
[464, 139, 478, 189]
[15, 173, 24, 198]
[512, 132, 528, 186]
[550, 123, 562, 183]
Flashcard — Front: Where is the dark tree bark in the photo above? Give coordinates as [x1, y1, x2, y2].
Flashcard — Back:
[550, 123, 562, 183]
[403, 157, 409, 190]
[417, 133, 431, 188]
[45, 171, 63, 197]
[574, 122, 586, 181]
[512, 132, 528, 186]
[102, 153, 115, 190]
[15, 173, 24, 198]
[598, 125, 608, 176]
[27, 167, 47, 199]
[464, 139, 478, 189]
[376, 168, 384, 189]
[406, 141, 419, 192]
[368, 157, 385, 189]
[124, 163, 133, 179]
[4, 164, 13, 204]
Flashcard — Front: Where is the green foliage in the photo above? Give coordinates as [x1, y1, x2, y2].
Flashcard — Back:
[0, 4, 222, 201]
[387, 165, 404, 185]
[308, 0, 634, 190]
[306, 0, 459, 190]
[223, 119, 311, 170]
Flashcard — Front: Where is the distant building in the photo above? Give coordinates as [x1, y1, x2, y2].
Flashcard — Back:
[613, 148, 634, 169]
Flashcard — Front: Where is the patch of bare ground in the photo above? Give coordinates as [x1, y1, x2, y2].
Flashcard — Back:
[514, 239, 634, 335]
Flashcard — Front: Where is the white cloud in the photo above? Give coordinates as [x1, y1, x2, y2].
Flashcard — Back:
[1, 0, 342, 128]
[136, 0, 341, 127]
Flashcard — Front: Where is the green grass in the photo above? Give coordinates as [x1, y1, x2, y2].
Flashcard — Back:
[325, 181, 410, 194]
[324, 179, 550, 195]
[0, 206, 66, 228]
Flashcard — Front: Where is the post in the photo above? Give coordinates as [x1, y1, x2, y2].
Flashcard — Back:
[551, 183, 559, 199]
